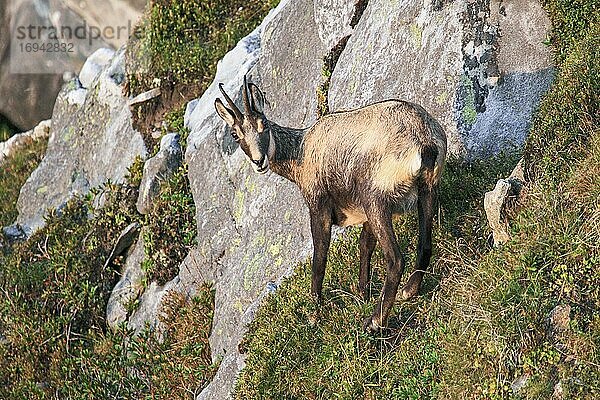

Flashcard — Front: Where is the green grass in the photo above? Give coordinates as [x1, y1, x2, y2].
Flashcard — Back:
[235, 1, 600, 398]
[128, 0, 280, 93]
[0, 128, 208, 398]
[235, 155, 517, 399]
[0, 137, 47, 228]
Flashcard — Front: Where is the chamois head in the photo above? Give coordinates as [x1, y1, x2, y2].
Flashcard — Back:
[214, 76, 272, 174]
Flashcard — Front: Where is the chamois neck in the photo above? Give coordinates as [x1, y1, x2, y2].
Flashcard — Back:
[267, 121, 306, 183]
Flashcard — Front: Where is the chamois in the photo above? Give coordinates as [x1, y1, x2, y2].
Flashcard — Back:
[215, 77, 447, 331]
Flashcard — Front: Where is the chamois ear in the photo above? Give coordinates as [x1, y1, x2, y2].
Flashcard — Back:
[215, 98, 237, 127]
[249, 83, 265, 115]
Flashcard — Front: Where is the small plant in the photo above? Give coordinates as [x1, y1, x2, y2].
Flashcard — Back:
[126, 154, 146, 188]
[0, 115, 18, 142]
[316, 35, 350, 118]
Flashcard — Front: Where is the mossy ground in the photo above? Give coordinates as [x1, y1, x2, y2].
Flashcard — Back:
[236, 2, 599, 399]
[0, 158, 216, 399]
[142, 161, 197, 285]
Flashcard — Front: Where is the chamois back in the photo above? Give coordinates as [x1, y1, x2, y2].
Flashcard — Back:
[295, 100, 446, 202]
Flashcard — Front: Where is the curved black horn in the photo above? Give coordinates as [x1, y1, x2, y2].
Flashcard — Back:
[243, 75, 252, 115]
[249, 82, 264, 113]
[219, 83, 243, 121]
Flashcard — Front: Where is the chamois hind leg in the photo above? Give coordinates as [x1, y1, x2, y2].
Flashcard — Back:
[358, 221, 377, 299]
[309, 206, 333, 303]
[363, 202, 405, 332]
[402, 185, 436, 300]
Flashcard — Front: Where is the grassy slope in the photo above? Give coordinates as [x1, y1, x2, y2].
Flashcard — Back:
[0, 0, 596, 398]
[0, 1, 279, 398]
[1, 156, 215, 399]
[236, 2, 599, 399]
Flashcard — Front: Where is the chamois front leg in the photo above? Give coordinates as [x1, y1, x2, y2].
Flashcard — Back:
[309, 206, 333, 302]
[402, 185, 436, 300]
[358, 221, 377, 299]
[363, 202, 405, 332]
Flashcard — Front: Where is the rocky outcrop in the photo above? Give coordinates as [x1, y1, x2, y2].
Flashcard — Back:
[0, 0, 145, 130]
[0, 119, 50, 166]
[251, 0, 356, 128]
[484, 160, 525, 245]
[79, 48, 117, 89]
[13, 47, 147, 235]
[185, 3, 314, 395]
[106, 233, 146, 329]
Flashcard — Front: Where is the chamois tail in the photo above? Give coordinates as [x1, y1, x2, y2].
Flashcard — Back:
[420, 143, 439, 188]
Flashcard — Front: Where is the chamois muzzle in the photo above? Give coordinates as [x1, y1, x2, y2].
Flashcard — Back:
[251, 155, 269, 174]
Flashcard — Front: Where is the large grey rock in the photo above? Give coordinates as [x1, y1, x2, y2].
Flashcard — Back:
[251, 0, 356, 128]
[328, 0, 553, 157]
[14, 47, 147, 235]
[0, 0, 145, 130]
[186, 5, 314, 397]
[136, 133, 182, 215]
[313, 0, 355, 49]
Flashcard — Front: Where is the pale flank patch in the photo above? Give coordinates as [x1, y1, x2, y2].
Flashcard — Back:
[372, 148, 422, 192]
[340, 207, 367, 227]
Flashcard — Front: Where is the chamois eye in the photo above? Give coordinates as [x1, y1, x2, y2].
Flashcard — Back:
[256, 119, 264, 132]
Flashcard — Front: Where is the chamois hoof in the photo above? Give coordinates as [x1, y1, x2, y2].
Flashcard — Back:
[362, 316, 382, 333]
[401, 284, 419, 300]
[358, 286, 370, 301]
[311, 292, 323, 306]
[401, 274, 422, 300]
